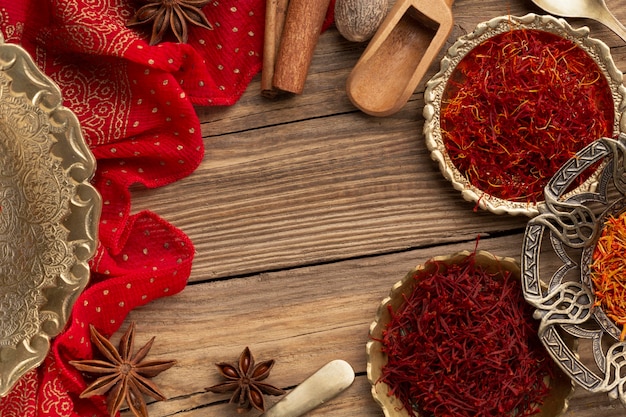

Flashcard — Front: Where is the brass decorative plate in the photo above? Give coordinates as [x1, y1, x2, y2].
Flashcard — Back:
[423, 13, 626, 217]
[0, 35, 101, 396]
[522, 134, 626, 406]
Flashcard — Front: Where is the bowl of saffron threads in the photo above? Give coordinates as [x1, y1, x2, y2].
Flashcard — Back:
[366, 250, 574, 417]
[423, 13, 626, 217]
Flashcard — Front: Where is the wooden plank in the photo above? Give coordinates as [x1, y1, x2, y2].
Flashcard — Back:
[132, 0, 626, 281]
[120, 1, 626, 417]
[132, 107, 530, 280]
[120, 233, 618, 416]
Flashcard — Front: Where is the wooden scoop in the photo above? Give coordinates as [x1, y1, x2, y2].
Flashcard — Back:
[346, 0, 454, 117]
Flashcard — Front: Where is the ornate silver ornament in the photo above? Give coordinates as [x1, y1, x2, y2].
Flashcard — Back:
[522, 134, 626, 404]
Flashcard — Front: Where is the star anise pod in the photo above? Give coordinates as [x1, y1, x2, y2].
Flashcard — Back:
[70, 322, 177, 417]
[127, 0, 213, 46]
[205, 347, 286, 413]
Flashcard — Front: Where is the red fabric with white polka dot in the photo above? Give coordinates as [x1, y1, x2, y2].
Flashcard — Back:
[0, 1, 334, 415]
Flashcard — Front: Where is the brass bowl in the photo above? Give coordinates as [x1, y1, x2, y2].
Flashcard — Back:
[423, 13, 626, 217]
[367, 250, 574, 417]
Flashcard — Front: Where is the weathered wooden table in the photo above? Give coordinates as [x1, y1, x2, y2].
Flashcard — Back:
[126, 0, 626, 415]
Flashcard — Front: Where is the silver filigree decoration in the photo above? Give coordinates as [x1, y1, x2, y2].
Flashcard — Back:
[0, 35, 101, 396]
[522, 134, 626, 405]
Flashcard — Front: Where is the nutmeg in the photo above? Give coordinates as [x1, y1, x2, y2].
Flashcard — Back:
[334, 0, 388, 43]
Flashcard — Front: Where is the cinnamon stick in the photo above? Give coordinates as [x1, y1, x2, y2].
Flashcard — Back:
[261, 0, 289, 98]
[272, 0, 331, 94]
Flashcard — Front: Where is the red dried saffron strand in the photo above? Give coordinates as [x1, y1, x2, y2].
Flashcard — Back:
[440, 28, 614, 203]
[379, 255, 554, 417]
[591, 211, 626, 340]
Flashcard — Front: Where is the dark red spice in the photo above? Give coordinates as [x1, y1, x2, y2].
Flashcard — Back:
[379, 254, 554, 417]
[440, 28, 614, 203]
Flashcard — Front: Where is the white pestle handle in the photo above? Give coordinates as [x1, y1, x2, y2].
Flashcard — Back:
[262, 359, 355, 417]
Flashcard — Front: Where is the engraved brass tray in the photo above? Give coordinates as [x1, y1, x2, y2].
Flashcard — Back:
[423, 13, 626, 217]
[0, 35, 101, 396]
[522, 134, 626, 406]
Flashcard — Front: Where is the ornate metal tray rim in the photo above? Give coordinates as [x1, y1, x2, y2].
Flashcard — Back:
[423, 13, 626, 217]
[0, 35, 101, 397]
[522, 134, 626, 406]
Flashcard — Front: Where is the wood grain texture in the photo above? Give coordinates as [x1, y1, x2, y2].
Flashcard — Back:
[125, 234, 622, 416]
[122, 0, 626, 416]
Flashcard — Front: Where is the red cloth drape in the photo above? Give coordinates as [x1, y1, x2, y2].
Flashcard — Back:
[0, 1, 334, 415]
